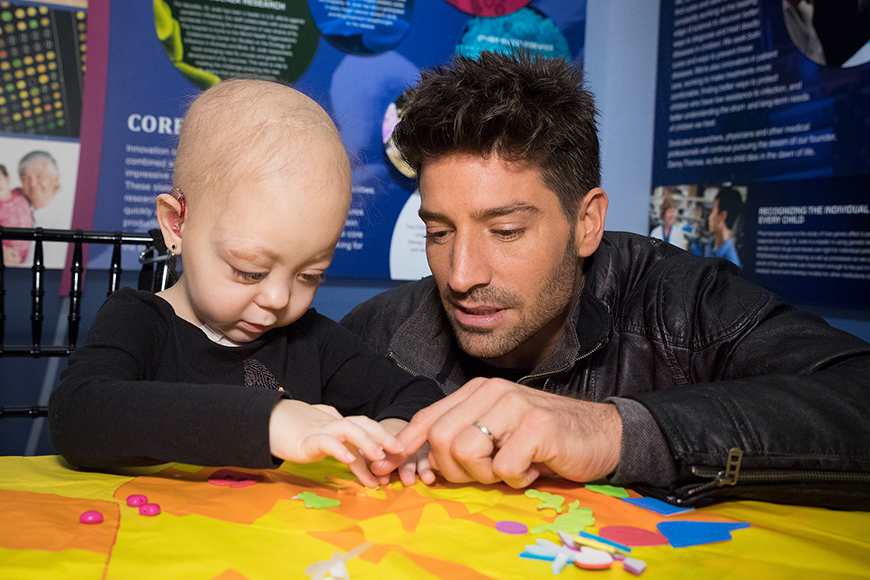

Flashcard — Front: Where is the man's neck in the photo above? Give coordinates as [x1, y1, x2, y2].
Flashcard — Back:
[713, 227, 731, 249]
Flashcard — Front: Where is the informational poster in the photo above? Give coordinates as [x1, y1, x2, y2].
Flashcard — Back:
[75, 0, 587, 279]
[650, 0, 870, 309]
[0, 1, 87, 268]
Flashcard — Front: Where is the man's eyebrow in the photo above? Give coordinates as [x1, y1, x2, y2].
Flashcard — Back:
[419, 202, 541, 222]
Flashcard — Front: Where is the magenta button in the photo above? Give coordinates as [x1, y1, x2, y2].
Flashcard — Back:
[139, 503, 161, 516]
[126, 494, 148, 507]
[80, 510, 103, 524]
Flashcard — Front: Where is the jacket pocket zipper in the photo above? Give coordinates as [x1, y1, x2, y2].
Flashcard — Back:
[677, 447, 870, 501]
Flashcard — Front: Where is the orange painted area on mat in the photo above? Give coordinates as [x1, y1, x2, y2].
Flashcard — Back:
[114, 465, 497, 533]
[309, 529, 498, 580]
[0, 489, 119, 553]
[114, 466, 331, 525]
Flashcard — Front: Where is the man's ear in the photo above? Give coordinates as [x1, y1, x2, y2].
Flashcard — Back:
[155, 193, 185, 254]
[574, 187, 608, 258]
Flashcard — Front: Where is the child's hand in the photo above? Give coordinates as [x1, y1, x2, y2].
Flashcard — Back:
[268, 400, 404, 488]
[370, 418, 436, 487]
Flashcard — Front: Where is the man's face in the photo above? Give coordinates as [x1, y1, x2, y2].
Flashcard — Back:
[708, 199, 723, 234]
[418, 154, 581, 369]
[20, 160, 60, 209]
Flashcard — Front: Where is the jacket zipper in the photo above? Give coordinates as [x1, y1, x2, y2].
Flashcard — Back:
[675, 447, 870, 501]
[387, 351, 418, 377]
[521, 340, 606, 393]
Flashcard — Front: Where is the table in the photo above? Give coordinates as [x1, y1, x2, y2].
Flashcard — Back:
[1, 455, 868, 579]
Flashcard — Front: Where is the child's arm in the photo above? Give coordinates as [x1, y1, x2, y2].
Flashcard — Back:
[268, 400, 404, 488]
[371, 418, 436, 486]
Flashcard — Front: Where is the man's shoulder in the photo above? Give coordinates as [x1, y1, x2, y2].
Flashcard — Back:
[595, 231, 770, 345]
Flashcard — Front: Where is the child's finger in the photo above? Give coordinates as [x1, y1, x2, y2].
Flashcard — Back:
[345, 449, 381, 488]
[343, 415, 405, 456]
[298, 433, 356, 464]
[416, 449, 436, 485]
[398, 457, 418, 487]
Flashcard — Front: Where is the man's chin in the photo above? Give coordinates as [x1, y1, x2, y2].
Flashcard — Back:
[453, 328, 514, 360]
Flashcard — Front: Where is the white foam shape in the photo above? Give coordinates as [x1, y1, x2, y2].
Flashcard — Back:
[304, 542, 373, 580]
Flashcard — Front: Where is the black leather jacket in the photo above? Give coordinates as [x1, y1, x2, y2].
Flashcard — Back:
[342, 232, 870, 509]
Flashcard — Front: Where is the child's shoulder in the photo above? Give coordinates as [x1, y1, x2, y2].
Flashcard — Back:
[95, 287, 177, 327]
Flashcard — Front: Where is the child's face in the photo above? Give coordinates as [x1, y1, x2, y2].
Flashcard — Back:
[173, 168, 349, 343]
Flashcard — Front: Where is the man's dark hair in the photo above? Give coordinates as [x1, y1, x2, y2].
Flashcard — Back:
[716, 187, 744, 230]
[392, 50, 600, 220]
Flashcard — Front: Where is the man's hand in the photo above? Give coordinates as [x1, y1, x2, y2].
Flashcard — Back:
[397, 377, 622, 488]
[371, 418, 436, 487]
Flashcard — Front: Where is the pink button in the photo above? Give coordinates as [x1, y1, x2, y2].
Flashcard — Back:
[139, 503, 161, 516]
[126, 494, 148, 507]
[80, 510, 103, 524]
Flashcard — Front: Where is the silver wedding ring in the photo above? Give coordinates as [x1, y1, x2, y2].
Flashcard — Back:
[473, 420, 495, 442]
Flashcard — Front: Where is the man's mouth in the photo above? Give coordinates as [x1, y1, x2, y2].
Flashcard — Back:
[451, 302, 507, 328]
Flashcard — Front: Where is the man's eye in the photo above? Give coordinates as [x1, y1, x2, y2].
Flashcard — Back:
[299, 273, 326, 285]
[424, 230, 450, 243]
[232, 268, 267, 282]
[492, 228, 524, 240]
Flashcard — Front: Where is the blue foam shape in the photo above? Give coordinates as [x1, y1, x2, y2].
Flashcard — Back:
[656, 521, 750, 548]
[575, 530, 632, 553]
[622, 496, 695, 516]
[519, 550, 555, 562]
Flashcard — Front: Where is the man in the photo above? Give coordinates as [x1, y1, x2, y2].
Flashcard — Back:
[703, 187, 743, 268]
[346, 51, 870, 508]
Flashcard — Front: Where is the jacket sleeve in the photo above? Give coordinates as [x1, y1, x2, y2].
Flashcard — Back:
[628, 263, 870, 508]
[305, 311, 444, 421]
[48, 291, 283, 470]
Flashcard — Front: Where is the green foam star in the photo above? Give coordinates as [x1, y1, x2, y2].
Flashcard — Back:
[295, 492, 341, 509]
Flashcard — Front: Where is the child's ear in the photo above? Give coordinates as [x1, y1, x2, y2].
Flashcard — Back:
[156, 192, 185, 254]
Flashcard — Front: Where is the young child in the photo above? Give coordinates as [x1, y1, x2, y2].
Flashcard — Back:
[49, 79, 442, 487]
[0, 163, 34, 265]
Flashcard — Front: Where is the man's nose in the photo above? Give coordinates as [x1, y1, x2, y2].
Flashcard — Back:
[448, 233, 491, 294]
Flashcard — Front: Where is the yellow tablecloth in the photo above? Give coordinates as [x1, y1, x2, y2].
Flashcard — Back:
[1, 455, 868, 579]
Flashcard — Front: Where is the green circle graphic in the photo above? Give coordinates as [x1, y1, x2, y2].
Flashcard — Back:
[155, 0, 320, 90]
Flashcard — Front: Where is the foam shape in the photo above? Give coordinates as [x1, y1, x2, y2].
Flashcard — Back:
[295, 492, 341, 510]
[622, 496, 694, 516]
[622, 556, 647, 575]
[495, 520, 528, 535]
[599, 525, 669, 547]
[524, 489, 565, 512]
[575, 530, 632, 554]
[208, 469, 264, 488]
[573, 547, 613, 570]
[584, 484, 629, 498]
[530, 500, 595, 535]
[656, 520, 750, 548]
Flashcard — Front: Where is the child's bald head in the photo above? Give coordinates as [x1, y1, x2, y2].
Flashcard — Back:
[173, 78, 350, 213]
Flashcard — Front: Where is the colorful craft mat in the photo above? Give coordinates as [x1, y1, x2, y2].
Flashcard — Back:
[1, 456, 868, 579]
